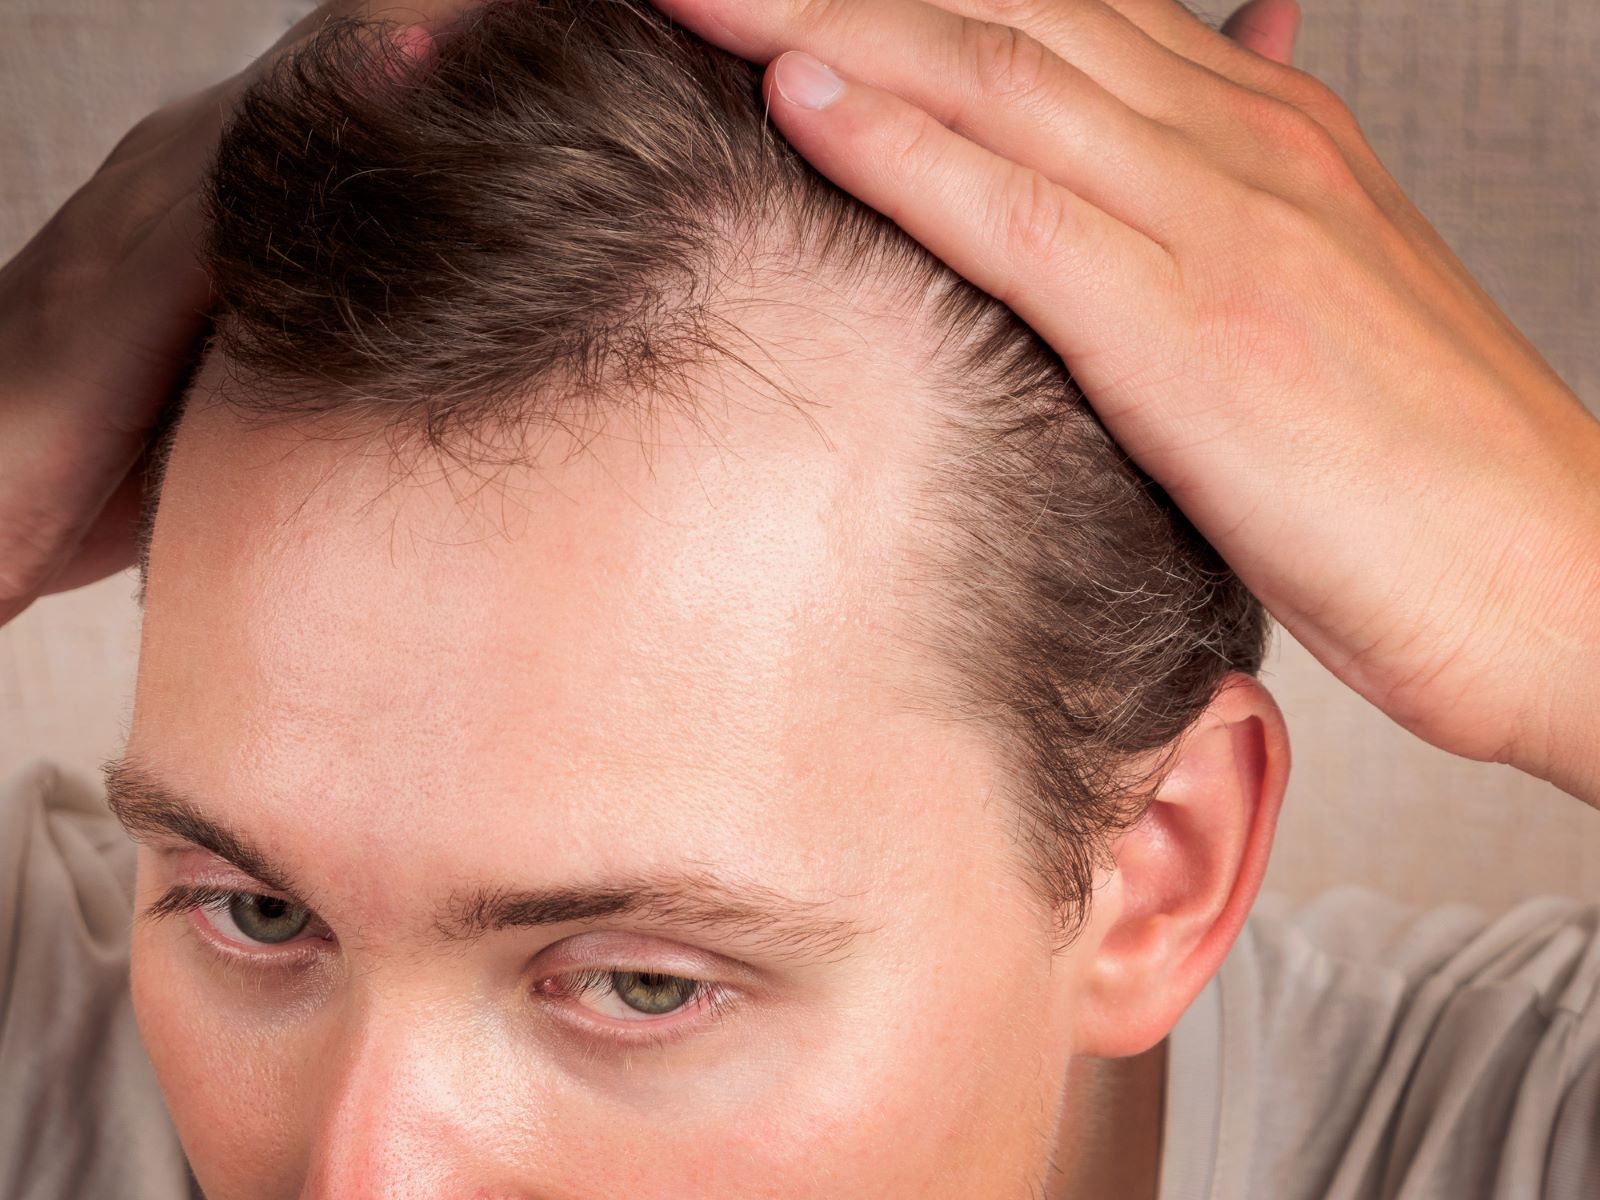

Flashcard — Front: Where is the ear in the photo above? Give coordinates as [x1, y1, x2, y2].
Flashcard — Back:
[1068, 672, 1290, 1058]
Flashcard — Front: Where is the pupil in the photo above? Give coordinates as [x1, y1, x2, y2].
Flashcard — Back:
[613, 970, 696, 1015]
[228, 894, 310, 944]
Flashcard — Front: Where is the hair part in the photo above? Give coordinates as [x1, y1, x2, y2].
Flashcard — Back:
[138, 0, 1270, 941]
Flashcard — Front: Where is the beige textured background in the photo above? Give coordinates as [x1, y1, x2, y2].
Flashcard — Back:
[2, 0, 1597, 910]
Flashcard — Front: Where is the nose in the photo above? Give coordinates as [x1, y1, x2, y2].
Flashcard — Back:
[297, 999, 510, 1200]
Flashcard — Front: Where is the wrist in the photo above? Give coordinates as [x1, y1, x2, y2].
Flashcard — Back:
[1519, 617, 1600, 809]
[1505, 417, 1600, 806]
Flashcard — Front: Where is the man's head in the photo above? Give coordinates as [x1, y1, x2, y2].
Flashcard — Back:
[114, 2, 1289, 1195]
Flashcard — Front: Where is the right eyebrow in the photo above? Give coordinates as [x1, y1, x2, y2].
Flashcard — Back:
[101, 755, 301, 895]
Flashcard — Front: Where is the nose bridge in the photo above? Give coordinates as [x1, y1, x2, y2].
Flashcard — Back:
[298, 989, 475, 1200]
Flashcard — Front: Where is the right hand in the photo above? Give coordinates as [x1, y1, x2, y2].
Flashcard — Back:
[0, 0, 470, 627]
[655, 0, 1600, 799]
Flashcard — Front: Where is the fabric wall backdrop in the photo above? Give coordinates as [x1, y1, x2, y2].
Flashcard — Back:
[3, 0, 1597, 910]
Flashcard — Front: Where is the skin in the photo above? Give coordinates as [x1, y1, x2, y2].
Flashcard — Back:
[15, 0, 1597, 1190]
[120, 298, 1288, 1198]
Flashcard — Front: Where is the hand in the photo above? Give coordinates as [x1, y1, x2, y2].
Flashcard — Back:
[648, 0, 1600, 803]
[0, 0, 468, 628]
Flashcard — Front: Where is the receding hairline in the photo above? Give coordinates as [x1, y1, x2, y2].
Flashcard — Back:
[130, 266, 956, 610]
[132, 0, 1270, 943]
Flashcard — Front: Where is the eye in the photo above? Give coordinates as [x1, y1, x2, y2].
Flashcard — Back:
[609, 971, 700, 1016]
[542, 967, 710, 1022]
[203, 892, 316, 947]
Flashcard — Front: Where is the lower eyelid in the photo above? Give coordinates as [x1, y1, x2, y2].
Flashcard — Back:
[188, 906, 329, 969]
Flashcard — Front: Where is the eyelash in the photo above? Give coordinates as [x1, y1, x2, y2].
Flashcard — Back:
[147, 882, 293, 923]
[534, 967, 737, 1042]
[146, 885, 739, 1044]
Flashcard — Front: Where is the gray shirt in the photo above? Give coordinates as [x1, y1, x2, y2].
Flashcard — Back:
[1161, 886, 1600, 1198]
[3, 756, 1597, 1198]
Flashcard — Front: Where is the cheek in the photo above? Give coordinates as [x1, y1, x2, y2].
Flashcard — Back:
[585, 959, 1068, 1197]
[127, 891, 1070, 1198]
[129, 927, 307, 1198]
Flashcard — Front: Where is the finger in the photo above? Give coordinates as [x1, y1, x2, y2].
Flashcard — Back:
[248, 0, 476, 82]
[704, 0, 1489, 339]
[763, 52, 1179, 399]
[655, 0, 1292, 108]
[883, 0, 1324, 186]
[33, 458, 147, 600]
[655, 0, 1237, 247]
[1090, 0, 1302, 91]
[0, 193, 209, 616]
[913, 0, 1297, 112]
[650, 0, 1356, 209]
[1220, 0, 1301, 66]
[68, 192, 212, 441]
[98, 0, 478, 170]
[655, 0, 1240, 126]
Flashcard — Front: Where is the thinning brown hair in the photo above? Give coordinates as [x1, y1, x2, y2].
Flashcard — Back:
[138, 0, 1270, 939]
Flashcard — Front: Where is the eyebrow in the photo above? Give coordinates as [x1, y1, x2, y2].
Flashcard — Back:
[103, 755, 302, 895]
[100, 756, 864, 961]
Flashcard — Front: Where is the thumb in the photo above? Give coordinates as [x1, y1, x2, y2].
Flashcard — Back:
[1220, 0, 1302, 66]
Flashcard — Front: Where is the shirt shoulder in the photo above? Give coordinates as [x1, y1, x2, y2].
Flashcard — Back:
[1163, 884, 1600, 1200]
[0, 757, 194, 1200]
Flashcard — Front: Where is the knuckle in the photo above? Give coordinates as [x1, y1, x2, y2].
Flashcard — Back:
[963, 18, 1054, 103]
[15, 168, 174, 314]
[1277, 68, 1361, 136]
[100, 111, 164, 168]
[978, 0, 1042, 26]
[97, 90, 208, 172]
[0, 509, 72, 607]
[791, 0, 854, 39]
[1236, 92, 1362, 196]
[14, 243, 107, 337]
[4, 234, 97, 332]
[888, 108, 947, 176]
[1000, 166, 1074, 276]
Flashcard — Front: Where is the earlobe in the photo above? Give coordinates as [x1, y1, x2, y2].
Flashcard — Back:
[1070, 674, 1290, 1058]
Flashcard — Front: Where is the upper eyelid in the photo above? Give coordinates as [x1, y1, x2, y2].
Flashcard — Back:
[144, 881, 305, 923]
[537, 928, 756, 978]
[137, 826, 322, 916]
[151, 846, 310, 902]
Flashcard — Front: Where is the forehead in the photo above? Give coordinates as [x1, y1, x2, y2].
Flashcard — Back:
[132, 350, 1009, 903]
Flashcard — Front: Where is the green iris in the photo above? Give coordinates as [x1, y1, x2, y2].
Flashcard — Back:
[229, 894, 312, 945]
[612, 971, 698, 1015]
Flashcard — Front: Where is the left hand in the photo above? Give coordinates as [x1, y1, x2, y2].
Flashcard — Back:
[645, 0, 1600, 803]
[0, 0, 472, 628]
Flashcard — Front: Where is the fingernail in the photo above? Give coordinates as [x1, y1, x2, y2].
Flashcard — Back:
[774, 50, 844, 110]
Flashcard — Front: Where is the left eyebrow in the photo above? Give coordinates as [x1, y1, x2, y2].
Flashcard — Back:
[437, 876, 865, 963]
[102, 755, 301, 895]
